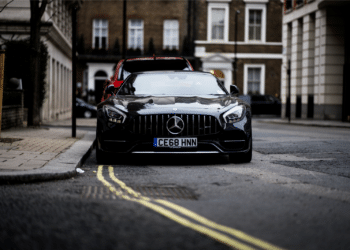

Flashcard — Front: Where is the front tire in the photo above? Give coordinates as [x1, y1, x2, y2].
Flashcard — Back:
[96, 139, 108, 164]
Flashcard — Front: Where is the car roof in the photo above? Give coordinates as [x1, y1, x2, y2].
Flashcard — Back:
[130, 70, 215, 76]
[125, 56, 185, 62]
[122, 58, 192, 73]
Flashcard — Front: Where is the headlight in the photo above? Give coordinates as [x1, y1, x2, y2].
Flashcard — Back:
[223, 105, 246, 123]
[103, 106, 126, 123]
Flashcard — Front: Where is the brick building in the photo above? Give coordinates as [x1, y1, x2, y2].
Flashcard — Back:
[281, 0, 350, 121]
[77, 0, 283, 104]
[77, 0, 192, 104]
[194, 0, 283, 97]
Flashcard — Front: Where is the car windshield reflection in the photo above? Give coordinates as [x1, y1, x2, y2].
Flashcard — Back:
[117, 72, 228, 96]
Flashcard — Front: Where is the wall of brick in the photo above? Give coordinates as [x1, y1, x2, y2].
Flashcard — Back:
[236, 58, 282, 98]
[77, 0, 189, 55]
[266, 0, 283, 43]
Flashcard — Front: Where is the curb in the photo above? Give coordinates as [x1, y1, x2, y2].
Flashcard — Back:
[0, 132, 96, 184]
[256, 120, 350, 129]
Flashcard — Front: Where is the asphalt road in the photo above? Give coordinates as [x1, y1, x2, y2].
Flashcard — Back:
[1, 121, 350, 250]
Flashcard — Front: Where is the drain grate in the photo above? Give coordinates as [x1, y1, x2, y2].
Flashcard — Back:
[81, 186, 119, 200]
[81, 185, 197, 200]
[131, 186, 197, 200]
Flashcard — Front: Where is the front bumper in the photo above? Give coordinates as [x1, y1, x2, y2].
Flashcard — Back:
[97, 115, 252, 155]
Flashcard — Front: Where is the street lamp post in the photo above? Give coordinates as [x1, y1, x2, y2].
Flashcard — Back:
[122, 0, 127, 59]
[234, 10, 240, 86]
[72, 5, 77, 138]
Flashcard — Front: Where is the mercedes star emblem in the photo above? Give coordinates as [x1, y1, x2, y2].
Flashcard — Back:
[166, 115, 184, 135]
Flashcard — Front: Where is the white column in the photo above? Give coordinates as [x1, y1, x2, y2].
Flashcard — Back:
[291, 19, 302, 105]
[301, 14, 315, 117]
[281, 22, 292, 105]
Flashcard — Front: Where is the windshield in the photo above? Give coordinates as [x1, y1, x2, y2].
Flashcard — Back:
[121, 60, 191, 80]
[118, 73, 228, 96]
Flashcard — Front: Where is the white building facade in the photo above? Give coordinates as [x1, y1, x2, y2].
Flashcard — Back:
[0, 0, 81, 123]
[282, 0, 350, 121]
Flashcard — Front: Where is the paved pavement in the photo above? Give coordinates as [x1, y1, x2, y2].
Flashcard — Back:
[0, 118, 96, 183]
[0, 116, 349, 184]
[254, 117, 350, 128]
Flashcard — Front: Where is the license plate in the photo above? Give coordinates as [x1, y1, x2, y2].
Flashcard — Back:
[154, 138, 197, 148]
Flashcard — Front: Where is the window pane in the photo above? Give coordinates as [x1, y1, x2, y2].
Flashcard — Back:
[101, 19, 108, 27]
[248, 10, 262, 41]
[212, 8, 225, 25]
[131, 19, 142, 27]
[102, 28, 107, 37]
[95, 37, 99, 49]
[255, 11, 262, 24]
[249, 27, 254, 40]
[249, 10, 255, 24]
[256, 26, 261, 41]
[164, 19, 179, 49]
[101, 37, 106, 49]
[211, 8, 225, 40]
[247, 68, 261, 95]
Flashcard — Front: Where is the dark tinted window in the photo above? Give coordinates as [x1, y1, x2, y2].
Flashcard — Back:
[121, 60, 191, 80]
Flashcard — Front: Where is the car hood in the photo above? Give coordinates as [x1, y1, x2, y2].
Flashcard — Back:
[109, 95, 244, 115]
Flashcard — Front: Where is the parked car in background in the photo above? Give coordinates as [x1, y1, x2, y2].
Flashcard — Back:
[101, 56, 194, 102]
[76, 98, 97, 118]
[239, 95, 281, 116]
[96, 71, 252, 164]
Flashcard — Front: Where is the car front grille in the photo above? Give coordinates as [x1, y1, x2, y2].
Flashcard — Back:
[130, 114, 221, 136]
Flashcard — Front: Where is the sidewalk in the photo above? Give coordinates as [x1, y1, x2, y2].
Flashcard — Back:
[0, 118, 96, 183]
[254, 117, 350, 129]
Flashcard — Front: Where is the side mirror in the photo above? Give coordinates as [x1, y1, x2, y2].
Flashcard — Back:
[230, 85, 240, 95]
[106, 85, 115, 95]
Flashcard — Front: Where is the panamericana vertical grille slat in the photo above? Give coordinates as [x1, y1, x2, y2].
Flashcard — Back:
[130, 114, 220, 136]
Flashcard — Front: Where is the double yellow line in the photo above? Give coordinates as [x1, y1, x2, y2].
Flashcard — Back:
[97, 165, 284, 250]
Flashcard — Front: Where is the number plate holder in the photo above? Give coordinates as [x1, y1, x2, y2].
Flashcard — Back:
[154, 138, 198, 148]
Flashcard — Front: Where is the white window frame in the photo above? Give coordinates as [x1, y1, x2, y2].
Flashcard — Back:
[92, 19, 109, 49]
[244, 3, 266, 43]
[243, 64, 265, 95]
[207, 2, 230, 42]
[163, 19, 179, 50]
[128, 19, 144, 51]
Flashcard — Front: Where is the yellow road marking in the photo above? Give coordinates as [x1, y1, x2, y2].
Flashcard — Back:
[107, 166, 284, 250]
[97, 166, 255, 250]
[154, 199, 282, 250]
[97, 165, 285, 250]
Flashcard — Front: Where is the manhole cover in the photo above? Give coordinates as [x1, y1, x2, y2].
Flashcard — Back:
[0, 138, 23, 143]
[81, 186, 119, 200]
[131, 186, 197, 200]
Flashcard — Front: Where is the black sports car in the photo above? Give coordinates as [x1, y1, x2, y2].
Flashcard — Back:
[96, 71, 252, 163]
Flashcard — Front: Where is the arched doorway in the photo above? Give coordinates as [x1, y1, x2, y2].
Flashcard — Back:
[94, 71, 108, 104]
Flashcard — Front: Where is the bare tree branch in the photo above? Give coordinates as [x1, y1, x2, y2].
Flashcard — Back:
[0, 0, 14, 13]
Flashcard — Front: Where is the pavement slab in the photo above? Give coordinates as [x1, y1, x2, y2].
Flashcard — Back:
[0, 121, 96, 182]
